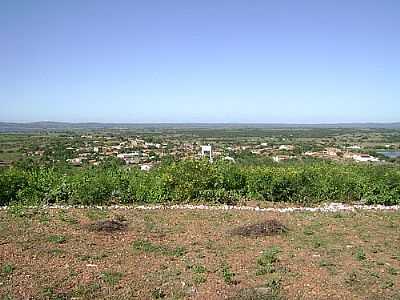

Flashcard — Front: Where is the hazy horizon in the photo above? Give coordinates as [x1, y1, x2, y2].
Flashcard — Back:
[2, 0, 399, 123]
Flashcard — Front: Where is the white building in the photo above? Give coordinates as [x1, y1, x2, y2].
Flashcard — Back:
[140, 164, 153, 171]
[279, 145, 294, 151]
[353, 154, 379, 162]
[201, 145, 213, 162]
[347, 145, 361, 150]
[223, 156, 235, 163]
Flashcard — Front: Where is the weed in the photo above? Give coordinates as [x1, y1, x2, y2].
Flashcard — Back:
[2, 263, 14, 275]
[388, 267, 399, 276]
[41, 287, 69, 300]
[58, 210, 78, 224]
[48, 248, 66, 257]
[86, 209, 108, 221]
[355, 248, 366, 261]
[47, 235, 67, 244]
[345, 270, 359, 286]
[193, 273, 207, 284]
[79, 253, 108, 261]
[230, 278, 283, 300]
[73, 282, 101, 298]
[312, 237, 325, 249]
[192, 265, 207, 274]
[303, 228, 314, 236]
[382, 280, 394, 289]
[221, 263, 235, 284]
[7, 204, 27, 218]
[319, 259, 335, 267]
[132, 240, 185, 257]
[151, 288, 166, 299]
[101, 271, 123, 286]
[256, 246, 280, 275]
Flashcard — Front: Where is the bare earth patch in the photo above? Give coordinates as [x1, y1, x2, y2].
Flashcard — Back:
[0, 208, 399, 299]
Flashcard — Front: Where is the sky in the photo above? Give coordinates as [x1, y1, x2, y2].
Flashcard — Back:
[1, 0, 399, 123]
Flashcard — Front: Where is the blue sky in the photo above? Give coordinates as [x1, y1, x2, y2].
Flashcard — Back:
[1, 0, 399, 123]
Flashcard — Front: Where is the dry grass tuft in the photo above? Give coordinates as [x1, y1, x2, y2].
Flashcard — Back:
[229, 219, 288, 237]
[89, 219, 127, 233]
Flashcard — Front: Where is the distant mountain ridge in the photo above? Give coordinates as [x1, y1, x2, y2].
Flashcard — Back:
[0, 121, 400, 132]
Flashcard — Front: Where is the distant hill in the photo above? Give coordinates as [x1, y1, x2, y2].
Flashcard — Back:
[0, 121, 400, 132]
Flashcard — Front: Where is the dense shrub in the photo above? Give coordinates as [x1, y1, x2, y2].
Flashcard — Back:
[0, 160, 399, 206]
[0, 168, 28, 205]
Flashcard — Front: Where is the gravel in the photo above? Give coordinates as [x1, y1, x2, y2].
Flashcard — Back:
[0, 202, 399, 212]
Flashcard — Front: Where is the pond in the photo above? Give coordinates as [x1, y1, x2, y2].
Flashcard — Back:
[377, 151, 400, 158]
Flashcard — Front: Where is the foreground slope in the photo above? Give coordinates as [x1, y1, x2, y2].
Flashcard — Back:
[1, 208, 399, 299]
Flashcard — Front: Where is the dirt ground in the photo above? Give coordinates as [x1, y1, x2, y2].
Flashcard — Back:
[0, 208, 399, 299]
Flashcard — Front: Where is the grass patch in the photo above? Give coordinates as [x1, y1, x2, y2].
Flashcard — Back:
[73, 282, 101, 298]
[355, 248, 366, 261]
[101, 271, 123, 286]
[256, 246, 280, 275]
[47, 235, 67, 244]
[221, 263, 236, 285]
[48, 248, 66, 257]
[1, 263, 14, 276]
[86, 209, 109, 221]
[151, 288, 166, 299]
[58, 210, 78, 225]
[230, 278, 283, 300]
[132, 240, 185, 257]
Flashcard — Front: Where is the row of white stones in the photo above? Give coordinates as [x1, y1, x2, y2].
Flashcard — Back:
[0, 202, 399, 212]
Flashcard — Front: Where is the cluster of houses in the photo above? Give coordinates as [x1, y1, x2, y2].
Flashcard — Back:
[24, 133, 383, 169]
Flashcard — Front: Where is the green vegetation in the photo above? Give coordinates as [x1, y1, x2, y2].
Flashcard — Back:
[355, 248, 367, 261]
[101, 271, 123, 286]
[221, 263, 235, 284]
[132, 240, 186, 257]
[256, 246, 281, 275]
[1, 159, 400, 206]
[47, 235, 67, 244]
[1, 263, 14, 276]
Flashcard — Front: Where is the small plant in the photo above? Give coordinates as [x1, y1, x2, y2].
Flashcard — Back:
[319, 259, 335, 267]
[355, 248, 366, 261]
[193, 273, 207, 284]
[189, 264, 207, 284]
[345, 270, 359, 285]
[73, 282, 101, 298]
[7, 204, 27, 218]
[47, 235, 67, 244]
[192, 264, 207, 274]
[41, 287, 69, 300]
[256, 246, 280, 275]
[38, 212, 50, 224]
[231, 278, 283, 300]
[312, 237, 325, 249]
[151, 288, 166, 299]
[48, 248, 66, 257]
[388, 266, 399, 276]
[58, 210, 78, 224]
[86, 209, 109, 221]
[2, 263, 14, 275]
[101, 271, 123, 286]
[221, 263, 235, 284]
[382, 279, 394, 289]
[303, 228, 314, 236]
[132, 240, 185, 257]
